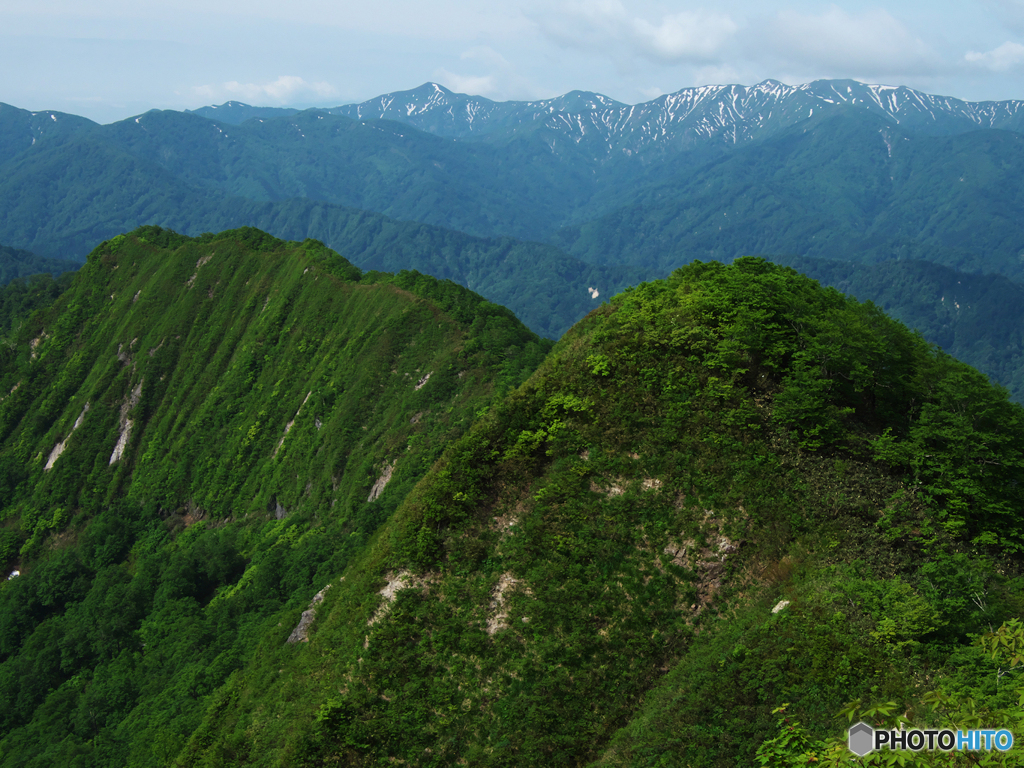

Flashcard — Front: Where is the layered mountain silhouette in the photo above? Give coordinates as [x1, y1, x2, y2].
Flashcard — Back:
[3, 78, 1023, 400]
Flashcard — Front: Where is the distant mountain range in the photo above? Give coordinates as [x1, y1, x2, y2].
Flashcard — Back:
[194, 79, 1024, 152]
[1, 78, 1023, 397]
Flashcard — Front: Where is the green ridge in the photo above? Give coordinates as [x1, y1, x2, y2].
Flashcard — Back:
[1, 251, 1022, 767]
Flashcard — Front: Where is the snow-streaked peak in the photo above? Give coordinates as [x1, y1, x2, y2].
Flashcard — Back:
[330, 79, 1024, 157]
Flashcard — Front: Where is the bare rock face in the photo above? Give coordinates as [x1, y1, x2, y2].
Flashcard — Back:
[286, 585, 332, 643]
[44, 402, 90, 471]
[486, 572, 520, 635]
[109, 381, 143, 465]
[367, 460, 396, 502]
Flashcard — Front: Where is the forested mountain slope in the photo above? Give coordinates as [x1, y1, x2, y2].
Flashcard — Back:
[0, 123, 646, 339]
[554, 111, 1024, 281]
[4, 245, 1020, 765]
[0, 227, 551, 766]
[4, 81, 1024, 407]
[6, 84, 1024, 282]
[0, 103, 602, 245]
[0, 243, 78, 285]
[186, 101, 299, 123]
[0, 103, 97, 166]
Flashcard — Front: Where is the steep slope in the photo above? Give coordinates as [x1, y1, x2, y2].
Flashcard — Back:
[136, 258, 1021, 766]
[0, 226, 552, 766]
[0, 226, 550, 528]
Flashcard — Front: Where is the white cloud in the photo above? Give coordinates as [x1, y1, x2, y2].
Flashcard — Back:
[965, 41, 1024, 71]
[433, 46, 544, 100]
[433, 70, 498, 97]
[691, 63, 745, 87]
[192, 75, 336, 105]
[632, 11, 737, 62]
[760, 6, 939, 77]
[535, 0, 737, 65]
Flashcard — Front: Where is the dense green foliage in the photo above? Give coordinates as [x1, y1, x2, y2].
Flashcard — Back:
[0, 244, 78, 287]
[0, 227, 554, 767]
[278, 258, 1021, 766]
[0, 255, 1006, 766]
[773, 255, 1024, 403]
[0, 270, 74, 338]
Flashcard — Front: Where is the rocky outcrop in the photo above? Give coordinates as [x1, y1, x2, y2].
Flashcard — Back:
[44, 403, 90, 471]
[486, 572, 523, 635]
[109, 381, 142, 464]
[286, 585, 332, 643]
[273, 391, 312, 458]
[368, 570, 433, 626]
[367, 460, 396, 502]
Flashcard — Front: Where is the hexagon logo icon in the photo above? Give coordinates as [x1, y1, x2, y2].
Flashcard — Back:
[848, 722, 874, 756]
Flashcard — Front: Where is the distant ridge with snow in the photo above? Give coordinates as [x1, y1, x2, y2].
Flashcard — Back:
[319, 79, 1024, 156]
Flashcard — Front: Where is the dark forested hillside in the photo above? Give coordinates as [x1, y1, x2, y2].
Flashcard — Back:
[0, 243, 78, 286]
[0, 138, 648, 340]
[2, 247, 1022, 766]
[555, 111, 1024, 282]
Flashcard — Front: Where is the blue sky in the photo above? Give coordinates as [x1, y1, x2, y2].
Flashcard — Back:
[3, 0, 1024, 123]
